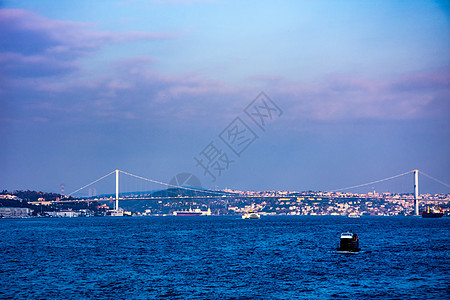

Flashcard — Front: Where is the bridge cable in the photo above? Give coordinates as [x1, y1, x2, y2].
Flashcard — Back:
[118, 170, 231, 195]
[419, 171, 450, 189]
[331, 170, 414, 192]
[67, 170, 116, 197]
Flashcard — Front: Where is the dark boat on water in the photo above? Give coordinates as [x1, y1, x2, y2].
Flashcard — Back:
[337, 232, 361, 254]
[422, 206, 444, 218]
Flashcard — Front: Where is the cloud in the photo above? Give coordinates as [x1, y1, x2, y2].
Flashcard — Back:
[1, 8, 447, 127]
[0, 52, 80, 77]
[1, 53, 242, 126]
[0, 8, 176, 78]
[388, 71, 450, 93]
[268, 70, 450, 122]
[117, 0, 217, 5]
[4, 55, 448, 128]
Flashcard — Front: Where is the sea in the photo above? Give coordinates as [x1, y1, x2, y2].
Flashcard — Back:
[0, 216, 448, 299]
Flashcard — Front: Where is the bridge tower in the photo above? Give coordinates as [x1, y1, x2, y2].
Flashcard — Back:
[414, 170, 419, 216]
[115, 170, 119, 211]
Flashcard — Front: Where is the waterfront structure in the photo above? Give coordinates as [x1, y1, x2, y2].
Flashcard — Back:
[0, 207, 30, 218]
[110, 209, 124, 217]
[47, 210, 81, 218]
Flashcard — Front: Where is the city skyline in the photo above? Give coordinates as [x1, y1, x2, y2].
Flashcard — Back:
[1, 0, 449, 194]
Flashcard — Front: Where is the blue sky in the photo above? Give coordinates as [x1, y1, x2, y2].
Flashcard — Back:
[1, 0, 449, 196]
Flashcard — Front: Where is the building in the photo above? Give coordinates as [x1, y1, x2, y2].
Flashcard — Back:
[0, 207, 30, 218]
[0, 195, 23, 202]
[47, 210, 81, 217]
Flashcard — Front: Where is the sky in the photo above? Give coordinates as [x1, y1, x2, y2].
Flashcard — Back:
[1, 0, 449, 196]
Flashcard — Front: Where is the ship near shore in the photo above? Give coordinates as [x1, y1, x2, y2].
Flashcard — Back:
[173, 208, 211, 216]
[348, 213, 360, 218]
[421, 206, 444, 218]
[242, 210, 260, 219]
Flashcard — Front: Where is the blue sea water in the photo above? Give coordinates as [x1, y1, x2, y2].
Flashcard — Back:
[0, 216, 448, 299]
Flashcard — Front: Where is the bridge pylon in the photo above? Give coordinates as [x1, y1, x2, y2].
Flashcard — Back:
[115, 170, 119, 211]
[414, 170, 419, 216]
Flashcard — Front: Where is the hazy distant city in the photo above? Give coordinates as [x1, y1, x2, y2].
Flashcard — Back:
[1, 188, 449, 218]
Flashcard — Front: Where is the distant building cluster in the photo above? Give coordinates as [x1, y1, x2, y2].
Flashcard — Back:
[0, 194, 23, 202]
[225, 190, 449, 217]
[0, 190, 449, 218]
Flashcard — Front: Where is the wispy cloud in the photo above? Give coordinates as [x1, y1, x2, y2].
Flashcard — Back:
[270, 70, 449, 121]
[116, 0, 217, 5]
[1, 8, 448, 127]
[0, 8, 176, 77]
[4, 56, 449, 126]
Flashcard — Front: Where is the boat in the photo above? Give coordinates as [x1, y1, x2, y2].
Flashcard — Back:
[337, 232, 361, 254]
[348, 213, 360, 218]
[242, 210, 260, 219]
[421, 206, 444, 218]
[173, 211, 202, 216]
[173, 208, 210, 216]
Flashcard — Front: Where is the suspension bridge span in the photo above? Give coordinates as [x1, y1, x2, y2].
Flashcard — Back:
[32, 169, 450, 216]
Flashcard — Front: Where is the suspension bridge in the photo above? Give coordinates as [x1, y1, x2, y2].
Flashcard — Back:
[30, 169, 449, 216]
